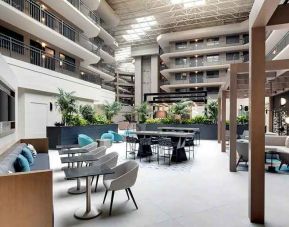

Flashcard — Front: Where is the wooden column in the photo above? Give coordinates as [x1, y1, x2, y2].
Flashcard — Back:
[249, 26, 266, 224]
[217, 97, 221, 143]
[268, 96, 273, 132]
[229, 71, 237, 172]
[221, 90, 227, 152]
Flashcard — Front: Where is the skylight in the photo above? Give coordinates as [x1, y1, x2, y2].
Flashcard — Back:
[123, 16, 157, 42]
[170, 0, 205, 8]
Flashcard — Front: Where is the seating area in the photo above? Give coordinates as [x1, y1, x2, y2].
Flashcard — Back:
[1, 0, 289, 226]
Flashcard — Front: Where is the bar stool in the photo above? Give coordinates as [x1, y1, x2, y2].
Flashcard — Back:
[185, 137, 195, 160]
[157, 137, 174, 165]
[125, 136, 139, 160]
[139, 137, 153, 162]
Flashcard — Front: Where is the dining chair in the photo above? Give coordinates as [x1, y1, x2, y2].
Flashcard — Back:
[102, 160, 139, 216]
[157, 137, 174, 165]
[139, 137, 153, 162]
[185, 137, 195, 160]
[125, 136, 139, 159]
[91, 152, 119, 192]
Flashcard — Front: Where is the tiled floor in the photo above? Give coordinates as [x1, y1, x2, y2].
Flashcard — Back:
[51, 141, 289, 227]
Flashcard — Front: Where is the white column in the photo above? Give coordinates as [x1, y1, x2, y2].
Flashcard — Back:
[134, 57, 142, 106]
[150, 55, 159, 93]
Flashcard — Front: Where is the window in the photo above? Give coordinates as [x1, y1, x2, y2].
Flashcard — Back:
[189, 56, 203, 67]
[175, 73, 187, 80]
[175, 57, 187, 65]
[207, 37, 219, 46]
[206, 70, 219, 78]
[175, 41, 187, 50]
[206, 54, 219, 63]
[243, 51, 249, 62]
[189, 72, 203, 83]
[243, 34, 249, 44]
[226, 52, 240, 61]
[0, 26, 24, 54]
[226, 35, 240, 44]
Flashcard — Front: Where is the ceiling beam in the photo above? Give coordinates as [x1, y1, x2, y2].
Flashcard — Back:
[267, 4, 289, 30]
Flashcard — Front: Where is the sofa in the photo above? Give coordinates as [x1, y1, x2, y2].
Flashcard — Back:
[236, 135, 289, 170]
[0, 138, 53, 227]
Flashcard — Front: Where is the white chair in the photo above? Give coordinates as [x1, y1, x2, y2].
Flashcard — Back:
[102, 161, 139, 216]
[91, 152, 119, 192]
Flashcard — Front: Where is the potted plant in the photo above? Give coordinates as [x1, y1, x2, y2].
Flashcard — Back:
[135, 102, 149, 123]
[169, 100, 192, 123]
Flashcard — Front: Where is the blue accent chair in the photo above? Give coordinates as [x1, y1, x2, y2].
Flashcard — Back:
[122, 130, 136, 138]
[108, 130, 124, 142]
[100, 132, 114, 143]
[78, 134, 94, 147]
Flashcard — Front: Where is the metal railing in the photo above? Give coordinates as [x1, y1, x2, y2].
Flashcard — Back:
[172, 39, 248, 52]
[0, 33, 113, 91]
[172, 58, 244, 68]
[170, 77, 226, 85]
[2, 0, 100, 55]
[267, 32, 289, 60]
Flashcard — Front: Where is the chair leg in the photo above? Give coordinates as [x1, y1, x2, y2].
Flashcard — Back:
[236, 157, 242, 168]
[279, 162, 284, 170]
[94, 175, 99, 192]
[125, 189, 130, 200]
[109, 191, 115, 216]
[91, 176, 94, 185]
[127, 188, 138, 210]
[103, 190, 108, 204]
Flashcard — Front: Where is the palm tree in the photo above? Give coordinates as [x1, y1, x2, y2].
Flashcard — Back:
[169, 100, 192, 121]
[55, 88, 77, 125]
[103, 101, 122, 123]
[135, 102, 149, 123]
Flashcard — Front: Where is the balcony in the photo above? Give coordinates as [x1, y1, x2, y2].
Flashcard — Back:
[173, 58, 245, 68]
[1, 0, 100, 61]
[0, 33, 112, 91]
[267, 32, 289, 60]
[170, 77, 226, 85]
[172, 39, 248, 52]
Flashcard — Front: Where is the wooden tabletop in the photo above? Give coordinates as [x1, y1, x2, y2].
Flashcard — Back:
[135, 131, 194, 138]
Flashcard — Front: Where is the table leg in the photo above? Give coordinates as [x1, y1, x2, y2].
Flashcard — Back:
[68, 162, 86, 195]
[74, 176, 102, 219]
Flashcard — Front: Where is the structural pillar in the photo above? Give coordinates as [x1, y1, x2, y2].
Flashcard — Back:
[249, 26, 266, 224]
[221, 90, 227, 152]
[217, 97, 221, 143]
[268, 96, 273, 132]
[134, 57, 142, 106]
[229, 71, 237, 172]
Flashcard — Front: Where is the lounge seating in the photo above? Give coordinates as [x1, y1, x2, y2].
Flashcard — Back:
[103, 160, 139, 216]
[101, 132, 114, 143]
[78, 134, 94, 147]
[0, 138, 53, 227]
[91, 152, 119, 192]
[108, 130, 124, 142]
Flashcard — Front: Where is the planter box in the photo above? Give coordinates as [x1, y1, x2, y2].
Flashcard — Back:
[136, 123, 249, 140]
[47, 124, 118, 149]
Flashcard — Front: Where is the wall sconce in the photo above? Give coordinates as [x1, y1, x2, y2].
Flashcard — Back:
[280, 98, 287, 106]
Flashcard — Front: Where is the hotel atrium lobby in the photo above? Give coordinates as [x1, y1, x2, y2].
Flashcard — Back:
[1, 0, 289, 227]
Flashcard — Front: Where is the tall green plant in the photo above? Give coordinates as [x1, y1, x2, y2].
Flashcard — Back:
[169, 100, 192, 116]
[135, 102, 149, 123]
[79, 104, 95, 124]
[103, 101, 122, 123]
[204, 100, 218, 123]
[55, 88, 77, 125]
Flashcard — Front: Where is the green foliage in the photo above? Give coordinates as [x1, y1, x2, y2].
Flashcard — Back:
[146, 118, 161, 124]
[169, 100, 192, 116]
[145, 115, 214, 125]
[135, 102, 149, 123]
[79, 105, 95, 124]
[204, 100, 218, 123]
[103, 101, 122, 123]
[93, 114, 109, 124]
[55, 88, 77, 126]
[69, 114, 88, 126]
[237, 115, 249, 124]
[160, 117, 175, 124]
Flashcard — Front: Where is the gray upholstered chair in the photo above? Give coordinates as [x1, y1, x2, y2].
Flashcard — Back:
[278, 152, 289, 170]
[91, 152, 119, 192]
[82, 146, 107, 167]
[102, 160, 139, 216]
[236, 139, 249, 167]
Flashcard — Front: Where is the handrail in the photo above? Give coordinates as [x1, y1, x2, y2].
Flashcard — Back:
[267, 32, 289, 60]
[0, 33, 113, 91]
[2, 0, 100, 55]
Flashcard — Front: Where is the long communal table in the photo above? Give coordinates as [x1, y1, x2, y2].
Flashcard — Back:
[158, 126, 200, 144]
[135, 131, 194, 162]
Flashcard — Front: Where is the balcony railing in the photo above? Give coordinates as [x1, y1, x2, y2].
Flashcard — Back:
[2, 0, 100, 55]
[267, 32, 289, 60]
[172, 58, 244, 68]
[0, 33, 112, 91]
[67, 0, 100, 24]
[172, 39, 248, 52]
[170, 77, 226, 85]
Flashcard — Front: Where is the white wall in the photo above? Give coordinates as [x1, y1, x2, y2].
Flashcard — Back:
[0, 54, 115, 149]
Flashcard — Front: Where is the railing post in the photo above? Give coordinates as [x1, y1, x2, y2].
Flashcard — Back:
[9, 37, 12, 57]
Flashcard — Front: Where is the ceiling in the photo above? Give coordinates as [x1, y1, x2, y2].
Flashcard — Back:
[108, 0, 254, 46]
